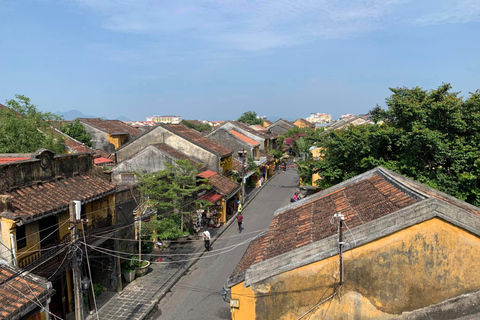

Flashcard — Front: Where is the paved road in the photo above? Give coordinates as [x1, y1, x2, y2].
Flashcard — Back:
[153, 168, 299, 320]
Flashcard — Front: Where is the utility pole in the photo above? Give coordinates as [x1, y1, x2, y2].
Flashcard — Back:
[70, 201, 85, 320]
[238, 148, 247, 204]
[336, 213, 345, 285]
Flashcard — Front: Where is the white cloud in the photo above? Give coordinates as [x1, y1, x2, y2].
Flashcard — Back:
[74, 0, 479, 52]
[415, 0, 480, 25]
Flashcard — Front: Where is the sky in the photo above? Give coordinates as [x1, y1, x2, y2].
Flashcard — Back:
[1, 0, 480, 121]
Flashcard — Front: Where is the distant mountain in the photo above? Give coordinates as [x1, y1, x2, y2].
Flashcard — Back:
[116, 115, 131, 121]
[55, 110, 97, 120]
[55, 110, 131, 121]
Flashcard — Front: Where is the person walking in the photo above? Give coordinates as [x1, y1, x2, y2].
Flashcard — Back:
[237, 212, 243, 232]
[237, 200, 242, 214]
[202, 229, 211, 252]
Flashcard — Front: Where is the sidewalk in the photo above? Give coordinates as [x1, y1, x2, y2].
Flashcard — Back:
[86, 169, 280, 320]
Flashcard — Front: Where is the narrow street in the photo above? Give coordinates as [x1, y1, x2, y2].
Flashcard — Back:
[152, 167, 299, 320]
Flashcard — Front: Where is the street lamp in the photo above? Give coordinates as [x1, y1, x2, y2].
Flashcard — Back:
[81, 276, 90, 291]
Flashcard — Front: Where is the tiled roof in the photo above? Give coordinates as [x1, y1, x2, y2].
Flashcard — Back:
[2, 174, 115, 222]
[198, 170, 217, 179]
[230, 121, 274, 139]
[153, 143, 205, 168]
[208, 172, 240, 196]
[0, 261, 53, 320]
[229, 130, 260, 146]
[250, 125, 267, 131]
[94, 157, 114, 165]
[0, 157, 30, 164]
[233, 159, 249, 173]
[80, 118, 141, 137]
[164, 124, 232, 157]
[232, 172, 417, 276]
[199, 192, 222, 203]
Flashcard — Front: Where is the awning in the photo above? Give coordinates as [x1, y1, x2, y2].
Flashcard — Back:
[198, 193, 222, 204]
[243, 171, 255, 183]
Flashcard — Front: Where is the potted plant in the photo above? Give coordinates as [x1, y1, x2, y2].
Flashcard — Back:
[133, 256, 151, 277]
[121, 256, 138, 283]
[178, 230, 190, 243]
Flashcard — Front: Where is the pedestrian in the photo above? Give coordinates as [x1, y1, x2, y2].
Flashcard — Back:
[203, 229, 211, 252]
[237, 212, 243, 232]
[237, 200, 242, 214]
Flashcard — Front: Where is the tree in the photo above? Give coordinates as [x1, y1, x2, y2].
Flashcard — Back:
[237, 111, 264, 126]
[136, 159, 210, 233]
[307, 84, 480, 206]
[181, 120, 212, 132]
[0, 95, 65, 153]
[60, 119, 93, 147]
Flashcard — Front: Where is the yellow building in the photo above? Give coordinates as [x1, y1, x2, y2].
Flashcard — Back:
[227, 167, 480, 319]
[293, 118, 315, 129]
[0, 149, 116, 319]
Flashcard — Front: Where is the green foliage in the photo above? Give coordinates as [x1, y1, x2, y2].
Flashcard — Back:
[142, 217, 181, 240]
[93, 284, 104, 298]
[60, 119, 92, 147]
[306, 84, 480, 206]
[121, 255, 140, 272]
[237, 111, 264, 125]
[136, 159, 210, 233]
[181, 120, 212, 132]
[0, 95, 65, 153]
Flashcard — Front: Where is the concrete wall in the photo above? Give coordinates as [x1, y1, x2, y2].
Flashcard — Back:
[80, 122, 115, 153]
[163, 131, 219, 172]
[111, 146, 170, 185]
[231, 218, 480, 320]
[0, 150, 97, 193]
[220, 123, 266, 151]
[116, 125, 220, 171]
[208, 129, 255, 160]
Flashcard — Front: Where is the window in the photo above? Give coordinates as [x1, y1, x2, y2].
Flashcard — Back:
[16, 225, 26, 249]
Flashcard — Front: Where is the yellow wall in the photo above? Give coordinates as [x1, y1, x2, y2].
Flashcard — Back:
[107, 134, 128, 149]
[220, 155, 234, 176]
[233, 218, 480, 320]
[293, 119, 311, 128]
[231, 282, 256, 320]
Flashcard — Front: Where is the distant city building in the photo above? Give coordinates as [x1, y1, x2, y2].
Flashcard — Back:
[340, 114, 354, 120]
[305, 113, 332, 123]
[146, 115, 182, 124]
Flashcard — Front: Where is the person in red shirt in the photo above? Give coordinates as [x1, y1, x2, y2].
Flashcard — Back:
[237, 213, 243, 232]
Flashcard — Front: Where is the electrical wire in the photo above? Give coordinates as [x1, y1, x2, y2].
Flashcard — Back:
[4, 276, 63, 320]
[80, 231, 265, 264]
[82, 222, 99, 320]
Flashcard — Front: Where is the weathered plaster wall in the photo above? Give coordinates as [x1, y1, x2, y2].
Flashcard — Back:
[116, 127, 166, 163]
[221, 123, 266, 151]
[163, 132, 219, 171]
[111, 147, 168, 185]
[241, 218, 480, 320]
[208, 129, 254, 159]
[81, 122, 115, 153]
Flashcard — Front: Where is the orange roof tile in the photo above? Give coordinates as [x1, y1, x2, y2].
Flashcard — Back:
[229, 130, 260, 146]
[198, 170, 217, 179]
[0, 157, 30, 164]
[0, 261, 53, 319]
